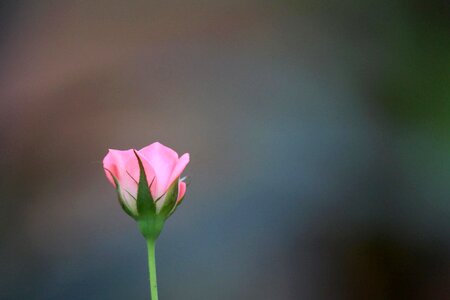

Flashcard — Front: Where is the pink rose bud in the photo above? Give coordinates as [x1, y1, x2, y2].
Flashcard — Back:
[103, 142, 190, 298]
[103, 142, 189, 220]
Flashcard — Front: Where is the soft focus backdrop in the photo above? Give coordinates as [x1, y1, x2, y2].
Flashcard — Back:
[1, 1, 449, 299]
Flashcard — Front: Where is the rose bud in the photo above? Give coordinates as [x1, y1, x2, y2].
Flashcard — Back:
[103, 142, 189, 239]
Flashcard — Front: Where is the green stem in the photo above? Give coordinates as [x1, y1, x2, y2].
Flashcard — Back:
[147, 239, 159, 300]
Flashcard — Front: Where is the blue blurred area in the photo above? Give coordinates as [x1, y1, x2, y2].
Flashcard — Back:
[0, 1, 449, 299]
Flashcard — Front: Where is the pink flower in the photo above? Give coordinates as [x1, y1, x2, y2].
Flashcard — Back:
[103, 142, 189, 216]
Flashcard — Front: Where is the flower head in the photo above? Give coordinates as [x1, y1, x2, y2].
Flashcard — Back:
[103, 142, 189, 220]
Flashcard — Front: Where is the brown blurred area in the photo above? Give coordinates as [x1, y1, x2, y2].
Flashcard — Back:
[1, 1, 449, 299]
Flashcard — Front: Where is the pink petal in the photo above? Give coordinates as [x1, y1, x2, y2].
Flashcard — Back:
[177, 181, 186, 202]
[103, 149, 135, 187]
[169, 153, 190, 187]
[139, 142, 179, 197]
[125, 151, 158, 199]
[103, 148, 158, 201]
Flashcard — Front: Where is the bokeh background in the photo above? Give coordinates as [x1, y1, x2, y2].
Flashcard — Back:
[1, 1, 449, 299]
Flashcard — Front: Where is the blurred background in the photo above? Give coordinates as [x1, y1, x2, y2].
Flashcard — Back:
[0, 1, 449, 299]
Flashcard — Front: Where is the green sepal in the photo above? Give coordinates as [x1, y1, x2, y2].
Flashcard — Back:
[134, 151, 156, 216]
[159, 179, 179, 219]
[167, 176, 189, 218]
[105, 169, 137, 219]
[133, 151, 165, 240]
[167, 195, 184, 218]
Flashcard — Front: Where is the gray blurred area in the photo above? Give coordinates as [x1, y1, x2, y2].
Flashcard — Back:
[0, 1, 449, 299]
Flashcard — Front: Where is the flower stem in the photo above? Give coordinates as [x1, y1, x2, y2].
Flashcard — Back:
[147, 239, 159, 300]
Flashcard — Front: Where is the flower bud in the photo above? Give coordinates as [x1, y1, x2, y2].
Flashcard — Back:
[103, 142, 189, 238]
